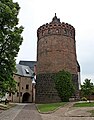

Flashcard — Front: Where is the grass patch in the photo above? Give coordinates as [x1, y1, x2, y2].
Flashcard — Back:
[36, 102, 67, 113]
[73, 102, 94, 107]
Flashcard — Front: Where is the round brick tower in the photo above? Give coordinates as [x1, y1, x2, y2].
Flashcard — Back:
[36, 14, 79, 103]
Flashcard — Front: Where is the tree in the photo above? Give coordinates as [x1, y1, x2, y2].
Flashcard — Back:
[0, 0, 23, 96]
[81, 79, 94, 102]
[7, 76, 17, 102]
[53, 70, 75, 102]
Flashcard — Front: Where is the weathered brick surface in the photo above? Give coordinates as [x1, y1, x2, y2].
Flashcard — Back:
[36, 15, 79, 103]
[37, 35, 77, 74]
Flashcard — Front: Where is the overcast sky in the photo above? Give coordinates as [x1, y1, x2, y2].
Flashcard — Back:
[14, 0, 94, 83]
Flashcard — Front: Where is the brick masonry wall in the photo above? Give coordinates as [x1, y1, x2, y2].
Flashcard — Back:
[37, 35, 77, 74]
[36, 15, 79, 103]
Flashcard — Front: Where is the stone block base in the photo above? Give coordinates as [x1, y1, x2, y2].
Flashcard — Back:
[35, 73, 79, 103]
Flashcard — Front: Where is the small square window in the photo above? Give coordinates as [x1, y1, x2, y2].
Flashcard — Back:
[26, 85, 29, 89]
[17, 92, 19, 97]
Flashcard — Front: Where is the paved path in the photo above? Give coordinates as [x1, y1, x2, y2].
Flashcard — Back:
[0, 103, 42, 120]
[1, 102, 94, 120]
[40, 102, 94, 120]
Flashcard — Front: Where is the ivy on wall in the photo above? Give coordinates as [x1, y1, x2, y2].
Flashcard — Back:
[53, 70, 75, 102]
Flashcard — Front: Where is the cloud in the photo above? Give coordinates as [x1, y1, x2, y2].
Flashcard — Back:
[14, 0, 94, 83]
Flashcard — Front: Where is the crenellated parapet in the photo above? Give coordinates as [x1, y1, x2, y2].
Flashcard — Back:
[37, 15, 75, 40]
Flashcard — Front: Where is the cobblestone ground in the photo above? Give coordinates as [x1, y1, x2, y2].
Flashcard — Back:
[0, 103, 42, 120]
[0, 104, 24, 120]
[14, 104, 42, 120]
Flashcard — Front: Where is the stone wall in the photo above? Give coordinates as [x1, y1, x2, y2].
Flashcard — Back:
[35, 73, 79, 103]
[35, 73, 61, 103]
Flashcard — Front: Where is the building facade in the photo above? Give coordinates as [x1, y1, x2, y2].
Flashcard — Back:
[8, 64, 35, 103]
[36, 14, 80, 103]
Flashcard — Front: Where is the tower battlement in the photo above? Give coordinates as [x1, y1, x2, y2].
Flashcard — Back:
[37, 15, 75, 39]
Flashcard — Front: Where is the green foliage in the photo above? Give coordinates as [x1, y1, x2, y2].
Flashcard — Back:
[0, 0, 23, 95]
[53, 70, 75, 102]
[81, 79, 94, 102]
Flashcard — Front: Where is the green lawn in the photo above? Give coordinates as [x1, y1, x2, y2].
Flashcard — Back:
[73, 102, 94, 107]
[36, 102, 67, 113]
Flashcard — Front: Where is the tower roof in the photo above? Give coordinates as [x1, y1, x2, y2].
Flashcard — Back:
[37, 14, 75, 40]
[19, 60, 37, 71]
[51, 13, 61, 24]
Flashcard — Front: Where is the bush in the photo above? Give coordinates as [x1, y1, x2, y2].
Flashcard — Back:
[53, 70, 75, 102]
